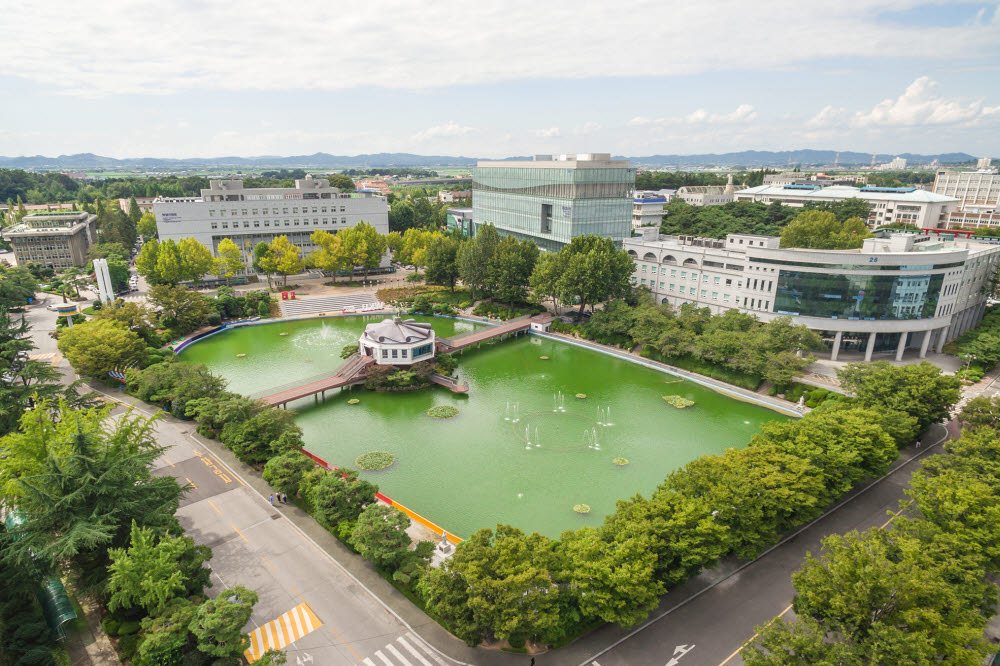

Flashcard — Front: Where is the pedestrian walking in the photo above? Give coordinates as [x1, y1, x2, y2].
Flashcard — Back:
[269, 494, 274, 506]
[916, 439, 922, 449]
[529, 658, 535, 666]
[281, 493, 287, 504]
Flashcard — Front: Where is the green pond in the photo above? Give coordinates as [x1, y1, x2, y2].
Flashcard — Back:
[180, 315, 787, 538]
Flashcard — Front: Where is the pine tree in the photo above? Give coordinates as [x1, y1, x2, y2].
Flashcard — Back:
[0, 308, 61, 437]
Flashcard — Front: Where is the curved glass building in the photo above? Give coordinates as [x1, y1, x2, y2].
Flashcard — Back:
[626, 231, 1000, 361]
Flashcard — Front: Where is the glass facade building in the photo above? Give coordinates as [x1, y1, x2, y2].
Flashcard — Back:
[472, 155, 635, 252]
[774, 271, 944, 320]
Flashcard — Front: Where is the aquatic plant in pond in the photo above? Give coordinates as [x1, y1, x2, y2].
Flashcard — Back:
[662, 395, 695, 409]
[573, 504, 591, 514]
[356, 451, 395, 470]
[427, 405, 459, 419]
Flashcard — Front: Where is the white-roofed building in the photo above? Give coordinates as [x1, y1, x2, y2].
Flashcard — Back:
[734, 184, 958, 229]
[359, 317, 436, 365]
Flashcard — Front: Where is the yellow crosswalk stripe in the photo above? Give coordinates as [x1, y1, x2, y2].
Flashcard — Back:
[243, 602, 322, 663]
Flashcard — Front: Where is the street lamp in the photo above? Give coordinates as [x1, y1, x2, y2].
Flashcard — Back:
[965, 353, 977, 379]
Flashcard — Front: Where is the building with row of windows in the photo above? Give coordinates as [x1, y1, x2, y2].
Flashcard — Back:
[625, 229, 1000, 362]
[471, 153, 635, 251]
[933, 169, 1000, 229]
[5, 212, 97, 270]
[734, 184, 958, 228]
[152, 177, 389, 270]
[632, 193, 667, 229]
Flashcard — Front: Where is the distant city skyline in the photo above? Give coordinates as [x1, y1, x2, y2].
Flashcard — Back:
[1, 1, 998, 158]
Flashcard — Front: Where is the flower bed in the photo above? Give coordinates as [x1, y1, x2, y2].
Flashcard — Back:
[427, 405, 459, 419]
[355, 451, 395, 470]
[662, 395, 695, 409]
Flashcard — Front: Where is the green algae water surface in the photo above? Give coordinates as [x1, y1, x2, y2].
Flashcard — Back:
[180, 315, 788, 538]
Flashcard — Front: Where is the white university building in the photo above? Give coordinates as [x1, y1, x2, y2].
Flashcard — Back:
[626, 229, 1000, 362]
[734, 184, 958, 229]
[152, 177, 389, 270]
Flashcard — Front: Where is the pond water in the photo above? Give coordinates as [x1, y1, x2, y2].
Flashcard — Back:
[180, 315, 787, 538]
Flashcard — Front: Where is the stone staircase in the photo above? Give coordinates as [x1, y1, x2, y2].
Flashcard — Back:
[278, 293, 381, 317]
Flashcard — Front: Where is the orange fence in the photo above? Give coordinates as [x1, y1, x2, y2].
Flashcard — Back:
[300, 448, 462, 545]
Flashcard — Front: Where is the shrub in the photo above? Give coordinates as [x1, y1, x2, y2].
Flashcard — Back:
[117, 634, 140, 660]
[258, 301, 270, 318]
[205, 311, 222, 326]
[117, 620, 141, 636]
[406, 272, 425, 282]
[102, 616, 120, 636]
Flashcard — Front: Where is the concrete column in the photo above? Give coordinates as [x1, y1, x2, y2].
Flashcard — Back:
[830, 331, 843, 362]
[936, 326, 948, 354]
[864, 332, 877, 362]
[919, 329, 932, 358]
[895, 332, 907, 362]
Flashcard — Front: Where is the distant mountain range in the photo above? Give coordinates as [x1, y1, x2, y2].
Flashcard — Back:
[0, 150, 978, 171]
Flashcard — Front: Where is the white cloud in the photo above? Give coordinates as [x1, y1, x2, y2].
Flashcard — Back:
[572, 122, 603, 135]
[410, 121, 478, 142]
[628, 117, 654, 127]
[806, 105, 846, 128]
[684, 104, 757, 124]
[3, 2, 999, 97]
[533, 127, 561, 137]
[852, 76, 1000, 128]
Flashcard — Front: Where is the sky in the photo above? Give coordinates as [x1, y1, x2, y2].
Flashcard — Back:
[1, 0, 999, 159]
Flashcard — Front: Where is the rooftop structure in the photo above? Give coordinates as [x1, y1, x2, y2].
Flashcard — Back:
[632, 193, 666, 229]
[152, 177, 389, 273]
[676, 178, 734, 207]
[472, 153, 635, 251]
[5, 212, 97, 269]
[735, 184, 958, 228]
[359, 317, 436, 366]
[626, 229, 1000, 362]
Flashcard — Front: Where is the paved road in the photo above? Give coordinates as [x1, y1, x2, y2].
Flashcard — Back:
[571, 424, 950, 666]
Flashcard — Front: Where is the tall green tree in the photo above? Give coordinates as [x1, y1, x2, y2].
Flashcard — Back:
[555, 235, 634, 321]
[262, 450, 314, 497]
[188, 585, 257, 660]
[779, 210, 872, 249]
[127, 195, 142, 224]
[311, 471, 378, 527]
[155, 238, 184, 285]
[355, 221, 388, 279]
[0, 263, 37, 307]
[423, 235, 461, 291]
[488, 236, 538, 305]
[837, 361, 961, 431]
[269, 236, 303, 286]
[349, 504, 412, 567]
[135, 239, 163, 284]
[214, 238, 245, 284]
[4, 404, 184, 591]
[106, 521, 213, 615]
[137, 212, 158, 238]
[148, 284, 212, 334]
[179, 237, 215, 283]
[457, 223, 499, 299]
[0, 308, 62, 436]
[57, 318, 147, 379]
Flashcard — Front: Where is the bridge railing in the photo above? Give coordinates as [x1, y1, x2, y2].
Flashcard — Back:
[249, 354, 365, 400]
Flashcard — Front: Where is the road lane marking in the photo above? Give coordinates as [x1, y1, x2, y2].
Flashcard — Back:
[374, 652, 393, 666]
[232, 524, 249, 543]
[289, 586, 363, 660]
[163, 457, 175, 468]
[386, 643, 414, 666]
[718, 605, 792, 666]
[243, 602, 323, 663]
[398, 635, 433, 666]
[207, 500, 221, 514]
[185, 477, 196, 489]
[259, 554, 278, 574]
[406, 632, 447, 665]
[718, 503, 914, 665]
[50, 354, 62, 366]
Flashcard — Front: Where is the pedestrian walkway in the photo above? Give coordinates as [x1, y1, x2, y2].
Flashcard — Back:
[244, 602, 323, 663]
[363, 632, 449, 666]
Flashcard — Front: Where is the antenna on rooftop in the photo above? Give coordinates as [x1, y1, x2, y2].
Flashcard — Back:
[870, 153, 876, 168]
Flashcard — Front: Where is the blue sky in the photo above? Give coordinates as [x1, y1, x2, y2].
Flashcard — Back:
[1, 0, 998, 159]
